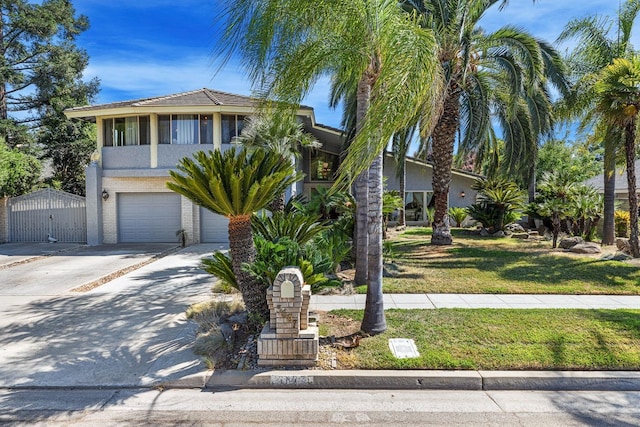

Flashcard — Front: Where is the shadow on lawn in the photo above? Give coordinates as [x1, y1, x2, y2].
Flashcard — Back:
[392, 240, 640, 290]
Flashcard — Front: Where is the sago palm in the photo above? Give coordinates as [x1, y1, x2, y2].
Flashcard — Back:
[593, 57, 640, 257]
[556, 0, 640, 245]
[218, 0, 442, 334]
[167, 147, 300, 322]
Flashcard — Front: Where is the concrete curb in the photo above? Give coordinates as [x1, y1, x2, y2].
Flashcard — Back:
[200, 369, 640, 391]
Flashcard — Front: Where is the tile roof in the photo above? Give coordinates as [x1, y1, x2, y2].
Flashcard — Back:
[66, 88, 313, 113]
[584, 159, 640, 193]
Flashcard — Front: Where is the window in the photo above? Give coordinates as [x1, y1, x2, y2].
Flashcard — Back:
[221, 114, 245, 143]
[404, 191, 434, 221]
[159, 114, 213, 145]
[310, 151, 339, 181]
[103, 116, 150, 146]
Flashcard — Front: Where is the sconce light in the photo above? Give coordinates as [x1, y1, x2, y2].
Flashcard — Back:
[460, 191, 466, 198]
[102, 189, 109, 201]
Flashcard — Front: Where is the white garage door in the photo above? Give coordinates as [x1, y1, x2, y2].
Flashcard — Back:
[118, 193, 181, 243]
[200, 207, 229, 243]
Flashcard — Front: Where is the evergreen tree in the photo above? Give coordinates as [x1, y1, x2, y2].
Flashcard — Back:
[0, 0, 98, 194]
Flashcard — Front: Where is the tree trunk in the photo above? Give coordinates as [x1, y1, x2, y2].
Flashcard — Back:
[398, 158, 406, 226]
[602, 139, 616, 245]
[430, 87, 460, 246]
[361, 149, 386, 335]
[624, 122, 639, 257]
[354, 74, 372, 286]
[527, 164, 536, 229]
[269, 192, 285, 213]
[228, 215, 267, 325]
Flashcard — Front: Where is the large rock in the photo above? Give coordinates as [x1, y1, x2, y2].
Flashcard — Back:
[505, 223, 526, 233]
[569, 242, 602, 254]
[492, 230, 506, 237]
[616, 238, 631, 254]
[559, 236, 584, 249]
[511, 233, 529, 239]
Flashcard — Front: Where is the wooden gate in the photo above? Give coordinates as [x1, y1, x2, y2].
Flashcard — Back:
[8, 188, 86, 243]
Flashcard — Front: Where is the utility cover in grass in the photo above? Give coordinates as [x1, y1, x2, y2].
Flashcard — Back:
[388, 338, 420, 359]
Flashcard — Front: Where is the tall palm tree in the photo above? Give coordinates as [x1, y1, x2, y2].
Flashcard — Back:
[594, 57, 640, 257]
[167, 147, 300, 323]
[234, 112, 320, 211]
[404, 0, 568, 245]
[557, 0, 640, 245]
[217, 0, 442, 334]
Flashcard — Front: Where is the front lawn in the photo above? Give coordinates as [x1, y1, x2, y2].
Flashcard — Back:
[323, 309, 640, 370]
[357, 228, 640, 295]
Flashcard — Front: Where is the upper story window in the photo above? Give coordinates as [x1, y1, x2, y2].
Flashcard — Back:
[158, 114, 213, 145]
[221, 114, 245, 144]
[103, 116, 150, 146]
[309, 150, 339, 181]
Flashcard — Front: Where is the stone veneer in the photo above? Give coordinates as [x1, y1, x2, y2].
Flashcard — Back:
[257, 266, 319, 366]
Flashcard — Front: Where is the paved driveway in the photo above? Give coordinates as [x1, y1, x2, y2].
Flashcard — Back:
[0, 243, 176, 301]
[0, 244, 221, 388]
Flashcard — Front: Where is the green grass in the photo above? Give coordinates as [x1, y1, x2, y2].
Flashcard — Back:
[357, 227, 640, 295]
[329, 309, 640, 370]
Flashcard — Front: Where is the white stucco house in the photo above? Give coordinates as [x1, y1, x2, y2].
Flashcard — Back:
[65, 88, 482, 245]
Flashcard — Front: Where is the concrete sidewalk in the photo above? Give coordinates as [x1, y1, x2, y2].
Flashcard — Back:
[311, 293, 640, 310]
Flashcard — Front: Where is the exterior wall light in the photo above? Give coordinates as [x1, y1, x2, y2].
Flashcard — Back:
[102, 189, 109, 201]
[460, 191, 465, 198]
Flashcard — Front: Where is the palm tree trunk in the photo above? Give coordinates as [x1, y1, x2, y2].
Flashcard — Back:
[398, 159, 406, 226]
[269, 193, 285, 213]
[361, 149, 386, 335]
[527, 164, 536, 229]
[602, 142, 616, 244]
[228, 215, 267, 324]
[431, 89, 460, 245]
[354, 75, 371, 286]
[624, 122, 639, 257]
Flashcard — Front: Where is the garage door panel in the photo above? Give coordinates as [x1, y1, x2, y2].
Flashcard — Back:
[118, 193, 181, 243]
[200, 208, 229, 243]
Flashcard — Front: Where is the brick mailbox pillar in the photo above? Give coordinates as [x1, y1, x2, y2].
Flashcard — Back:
[258, 266, 319, 366]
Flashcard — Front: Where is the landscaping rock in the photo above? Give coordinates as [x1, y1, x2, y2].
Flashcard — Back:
[528, 231, 539, 237]
[559, 236, 584, 249]
[505, 223, 526, 233]
[616, 238, 631, 254]
[600, 252, 633, 261]
[480, 228, 490, 237]
[569, 242, 602, 254]
[492, 230, 506, 237]
[511, 233, 529, 239]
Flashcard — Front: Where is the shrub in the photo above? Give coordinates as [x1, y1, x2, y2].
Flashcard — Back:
[201, 252, 238, 292]
[615, 210, 630, 238]
[448, 206, 468, 227]
[468, 178, 525, 231]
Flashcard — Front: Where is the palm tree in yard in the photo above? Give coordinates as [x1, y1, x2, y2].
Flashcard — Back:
[167, 148, 300, 324]
[593, 57, 640, 257]
[404, 0, 568, 245]
[217, 0, 442, 334]
[234, 113, 320, 212]
[556, 0, 640, 245]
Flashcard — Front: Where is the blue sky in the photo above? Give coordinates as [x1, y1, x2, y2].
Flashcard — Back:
[74, 1, 635, 129]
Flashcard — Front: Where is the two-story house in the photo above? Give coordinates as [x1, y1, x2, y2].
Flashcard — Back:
[65, 88, 481, 246]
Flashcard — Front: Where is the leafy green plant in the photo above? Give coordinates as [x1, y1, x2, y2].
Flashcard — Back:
[313, 229, 352, 272]
[252, 210, 327, 245]
[383, 240, 396, 263]
[615, 210, 630, 238]
[201, 252, 238, 292]
[425, 206, 435, 225]
[468, 178, 525, 231]
[447, 207, 468, 227]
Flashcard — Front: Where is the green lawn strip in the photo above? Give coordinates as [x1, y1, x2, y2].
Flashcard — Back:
[361, 227, 640, 295]
[330, 309, 640, 370]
